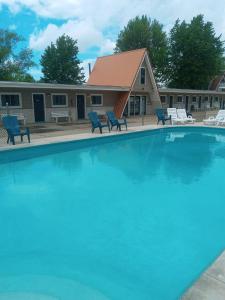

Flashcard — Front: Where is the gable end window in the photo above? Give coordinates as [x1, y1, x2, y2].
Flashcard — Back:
[52, 94, 68, 107]
[91, 95, 103, 106]
[140, 67, 146, 85]
[1, 94, 21, 107]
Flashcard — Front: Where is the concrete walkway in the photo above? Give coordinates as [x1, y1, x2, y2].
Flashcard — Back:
[182, 251, 225, 300]
[0, 124, 161, 151]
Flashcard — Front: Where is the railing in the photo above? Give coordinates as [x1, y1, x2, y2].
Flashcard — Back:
[0, 126, 7, 146]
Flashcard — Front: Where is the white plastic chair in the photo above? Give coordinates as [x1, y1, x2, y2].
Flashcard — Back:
[177, 109, 196, 123]
[167, 108, 186, 125]
[203, 110, 225, 126]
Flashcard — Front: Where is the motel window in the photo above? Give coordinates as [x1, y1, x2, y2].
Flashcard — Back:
[91, 95, 103, 106]
[160, 95, 166, 103]
[1, 94, 21, 107]
[214, 96, 219, 102]
[52, 94, 68, 107]
[204, 96, 209, 102]
[192, 96, 197, 102]
[177, 96, 183, 103]
[140, 67, 146, 85]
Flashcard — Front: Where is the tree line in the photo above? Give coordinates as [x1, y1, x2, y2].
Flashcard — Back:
[0, 14, 224, 89]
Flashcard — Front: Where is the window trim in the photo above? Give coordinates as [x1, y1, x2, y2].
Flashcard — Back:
[140, 67, 146, 85]
[90, 94, 103, 106]
[177, 95, 183, 103]
[192, 95, 198, 103]
[160, 95, 167, 103]
[51, 93, 68, 107]
[0, 92, 22, 108]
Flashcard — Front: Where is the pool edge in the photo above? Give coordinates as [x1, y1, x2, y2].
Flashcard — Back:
[1, 124, 225, 153]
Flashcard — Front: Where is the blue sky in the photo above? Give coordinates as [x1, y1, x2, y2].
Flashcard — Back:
[0, 0, 224, 80]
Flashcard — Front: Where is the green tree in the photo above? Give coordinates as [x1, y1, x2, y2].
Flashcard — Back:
[0, 29, 35, 81]
[168, 15, 225, 89]
[115, 15, 168, 83]
[41, 35, 85, 84]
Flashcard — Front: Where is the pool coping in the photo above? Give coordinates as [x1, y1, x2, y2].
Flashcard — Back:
[1, 123, 225, 299]
[1, 123, 225, 153]
[0, 124, 161, 152]
[182, 250, 225, 299]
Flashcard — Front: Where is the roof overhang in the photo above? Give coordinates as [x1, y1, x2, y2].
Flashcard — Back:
[159, 88, 225, 95]
[0, 81, 130, 92]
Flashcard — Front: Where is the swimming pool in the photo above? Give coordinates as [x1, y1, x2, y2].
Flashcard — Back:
[1, 127, 225, 300]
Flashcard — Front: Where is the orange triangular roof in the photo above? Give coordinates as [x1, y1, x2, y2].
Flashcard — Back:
[87, 48, 147, 88]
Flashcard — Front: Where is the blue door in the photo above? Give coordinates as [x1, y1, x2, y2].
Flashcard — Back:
[33, 94, 45, 122]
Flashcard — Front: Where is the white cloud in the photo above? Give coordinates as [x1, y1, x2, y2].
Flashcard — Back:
[29, 20, 103, 51]
[1, 0, 225, 81]
[29, 19, 115, 54]
[99, 39, 116, 55]
[80, 58, 96, 81]
[29, 66, 42, 80]
[0, 0, 225, 35]
[1, 0, 224, 42]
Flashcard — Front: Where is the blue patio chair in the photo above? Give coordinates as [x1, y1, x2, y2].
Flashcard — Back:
[155, 108, 171, 125]
[106, 111, 127, 131]
[88, 112, 110, 134]
[2, 115, 30, 145]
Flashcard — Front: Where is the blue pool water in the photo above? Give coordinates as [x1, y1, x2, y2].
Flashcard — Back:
[1, 127, 225, 299]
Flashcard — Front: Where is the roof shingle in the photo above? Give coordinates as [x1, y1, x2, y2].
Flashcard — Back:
[87, 48, 146, 88]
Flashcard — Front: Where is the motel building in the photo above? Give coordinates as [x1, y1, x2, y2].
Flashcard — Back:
[0, 48, 225, 124]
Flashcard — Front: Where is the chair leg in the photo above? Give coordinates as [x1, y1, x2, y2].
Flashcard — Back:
[99, 127, 102, 134]
[10, 136, 15, 145]
[27, 133, 30, 143]
[21, 135, 23, 142]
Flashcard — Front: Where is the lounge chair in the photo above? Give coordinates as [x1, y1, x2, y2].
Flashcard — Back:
[155, 108, 171, 125]
[203, 110, 225, 126]
[167, 108, 186, 125]
[88, 112, 110, 134]
[2, 115, 30, 145]
[106, 111, 127, 131]
[177, 109, 196, 123]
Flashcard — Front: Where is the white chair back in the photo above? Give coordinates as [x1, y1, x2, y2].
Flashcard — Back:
[177, 109, 187, 119]
[167, 108, 177, 120]
[216, 110, 225, 120]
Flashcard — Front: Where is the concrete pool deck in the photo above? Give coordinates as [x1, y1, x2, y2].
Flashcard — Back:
[0, 123, 162, 151]
[0, 121, 225, 299]
[182, 251, 225, 300]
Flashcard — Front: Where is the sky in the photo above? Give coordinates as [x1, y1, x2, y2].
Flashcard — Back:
[0, 0, 225, 81]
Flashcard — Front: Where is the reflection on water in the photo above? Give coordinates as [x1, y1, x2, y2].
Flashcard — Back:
[1, 129, 224, 186]
[89, 130, 222, 184]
